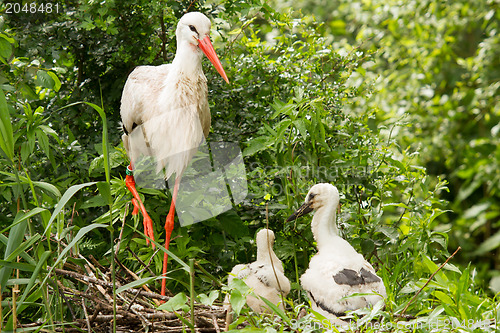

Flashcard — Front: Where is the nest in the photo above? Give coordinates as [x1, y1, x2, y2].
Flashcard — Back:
[19, 253, 227, 333]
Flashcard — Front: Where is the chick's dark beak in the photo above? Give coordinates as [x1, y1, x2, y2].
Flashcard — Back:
[287, 201, 314, 222]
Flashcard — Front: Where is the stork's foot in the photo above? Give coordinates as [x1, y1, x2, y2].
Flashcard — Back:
[131, 198, 140, 215]
[143, 214, 155, 246]
[125, 170, 156, 248]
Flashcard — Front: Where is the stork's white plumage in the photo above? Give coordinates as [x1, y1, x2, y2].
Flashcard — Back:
[120, 12, 228, 298]
[225, 229, 290, 324]
[287, 183, 386, 323]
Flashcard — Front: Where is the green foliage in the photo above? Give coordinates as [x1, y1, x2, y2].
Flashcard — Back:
[307, 0, 500, 289]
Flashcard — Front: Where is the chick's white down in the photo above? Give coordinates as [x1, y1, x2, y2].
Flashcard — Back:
[290, 183, 386, 322]
[227, 229, 290, 313]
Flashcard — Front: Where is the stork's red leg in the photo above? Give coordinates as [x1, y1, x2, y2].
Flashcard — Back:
[131, 198, 140, 215]
[125, 164, 155, 246]
[160, 176, 180, 298]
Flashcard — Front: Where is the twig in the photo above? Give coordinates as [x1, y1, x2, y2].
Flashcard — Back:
[84, 264, 113, 303]
[115, 202, 129, 255]
[400, 246, 461, 315]
[189, 259, 196, 333]
[195, 262, 223, 287]
[115, 254, 161, 306]
[126, 288, 144, 312]
[265, 203, 286, 304]
[81, 298, 91, 333]
[55, 279, 76, 320]
[51, 267, 172, 302]
[127, 246, 156, 276]
[0, 284, 2, 331]
[373, 251, 402, 289]
[130, 304, 152, 328]
[212, 314, 221, 333]
[89, 255, 107, 275]
[68, 202, 78, 256]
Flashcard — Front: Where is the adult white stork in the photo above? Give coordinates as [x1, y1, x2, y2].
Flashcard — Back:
[120, 12, 229, 297]
[225, 229, 290, 327]
[287, 183, 386, 324]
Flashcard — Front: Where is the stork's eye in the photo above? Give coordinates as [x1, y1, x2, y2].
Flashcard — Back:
[189, 25, 197, 33]
[308, 193, 317, 201]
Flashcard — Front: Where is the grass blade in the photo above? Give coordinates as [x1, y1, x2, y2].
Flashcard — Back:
[0, 210, 29, 293]
[42, 182, 97, 235]
[41, 223, 107, 287]
[17, 250, 51, 307]
[116, 277, 156, 294]
[0, 87, 14, 162]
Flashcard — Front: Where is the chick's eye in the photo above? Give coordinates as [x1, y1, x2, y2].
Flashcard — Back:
[189, 25, 197, 33]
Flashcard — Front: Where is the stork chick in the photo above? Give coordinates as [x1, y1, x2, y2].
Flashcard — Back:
[287, 183, 386, 324]
[225, 229, 290, 328]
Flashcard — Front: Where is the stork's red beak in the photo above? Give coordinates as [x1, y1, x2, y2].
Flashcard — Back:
[198, 35, 229, 84]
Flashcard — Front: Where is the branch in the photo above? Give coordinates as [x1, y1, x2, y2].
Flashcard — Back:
[400, 246, 461, 315]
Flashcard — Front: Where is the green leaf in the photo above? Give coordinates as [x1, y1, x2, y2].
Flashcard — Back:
[47, 71, 62, 91]
[35, 128, 51, 160]
[4, 234, 41, 262]
[39, 124, 58, 141]
[150, 237, 190, 272]
[157, 292, 189, 312]
[0, 88, 14, 162]
[262, 122, 277, 136]
[0, 207, 47, 234]
[229, 288, 246, 317]
[270, 102, 295, 119]
[0, 260, 35, 271]
[260, 296, 290, 324]
[84, 102, 110, 183]
[422, 255, 448, 284]
[198, 290, 219, 306]
[361, 238, 375, 253]
[80, 194, 107, 209]
[293, 119, 308, 139]
[41, 223, 107, 287]
[97, 181, 112, 206]
[0, 209, 30, 292]
[35, 70, 55, 89]
[33, 181, 61, 199]
[462, 202, 490, 220]
[0, 35, 13, 60]
[473, 230, 500, 255]
[43, 182, 97, 234]
[116, 277, 156, 294]
[434, 290, 454, 305]
[18, 250, 51, 307]
[275, 119, 292, 141]
[228, 277, 250, 294]
[242, 137, 271, 157]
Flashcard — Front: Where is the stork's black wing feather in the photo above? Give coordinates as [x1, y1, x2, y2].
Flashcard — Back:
[333, 268, 364, 286]
[333, 268, 380, 286]
[360, 267, 381, 283]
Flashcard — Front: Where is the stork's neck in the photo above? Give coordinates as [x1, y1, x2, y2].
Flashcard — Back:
[171, 40, 204, 79]
[256, 241, 281, 268]
[311, 202, 339, 250]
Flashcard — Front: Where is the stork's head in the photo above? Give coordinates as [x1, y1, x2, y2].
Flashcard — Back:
[177, 12, 229, 83]
[287, 183, 340, 221]
[256, 228, 275, 249]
